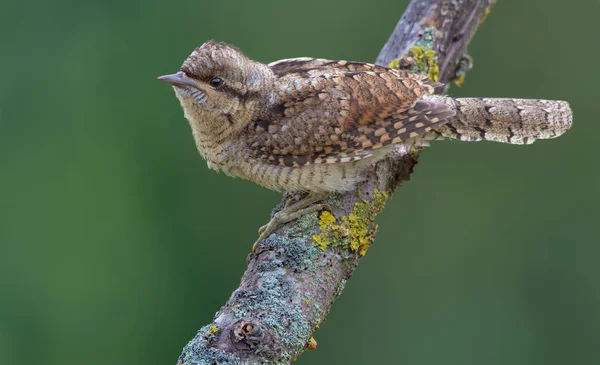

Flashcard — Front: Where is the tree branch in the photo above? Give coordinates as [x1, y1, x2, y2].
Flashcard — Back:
[177, 1, 494, 364]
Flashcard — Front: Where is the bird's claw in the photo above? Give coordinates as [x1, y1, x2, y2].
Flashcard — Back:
[253, 201, 330, 254]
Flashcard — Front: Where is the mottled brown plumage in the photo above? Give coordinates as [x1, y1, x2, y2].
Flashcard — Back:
[159, 41, 572, 244]
[248, 60, 454, 168]
[159, 41, 572, 193]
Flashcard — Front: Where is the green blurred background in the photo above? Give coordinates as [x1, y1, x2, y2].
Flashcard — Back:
[1, 0, 598, 364]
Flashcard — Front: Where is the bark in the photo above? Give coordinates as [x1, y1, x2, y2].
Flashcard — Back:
[178, 1, 494, 364]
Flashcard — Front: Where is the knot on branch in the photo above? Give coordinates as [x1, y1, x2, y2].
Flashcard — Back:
[230, 320, 264, 351]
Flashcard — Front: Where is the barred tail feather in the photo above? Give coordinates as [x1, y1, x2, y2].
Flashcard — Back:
[424, 96, 573, 145]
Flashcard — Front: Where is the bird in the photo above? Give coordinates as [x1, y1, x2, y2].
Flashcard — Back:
[158, 40, 573, 248]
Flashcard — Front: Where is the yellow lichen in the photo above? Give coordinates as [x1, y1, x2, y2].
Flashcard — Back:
[312, 234, 330, 251]
[318, 211, 336, 230]
[345, 189, 387, 255]
[454, 74, 466, 86]
[388, 58, 401, 69]
[306, 336, 318, 350]
[312, 210, 338, 250]
[312, 189, 388, 256]
[205, 325, 218, 337]
[452, 54, 473, 87]
[410, 46, 439, 82]
[388, 46, 439, 82]
[481, 0, 496, 24]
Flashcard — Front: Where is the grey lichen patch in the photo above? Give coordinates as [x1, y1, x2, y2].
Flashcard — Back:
[262, 234, 323, 274]
[323, 192, 342, 210]
[178, 226, 336, 364]
[334, 279, 347, 299]
[178, 324, 240, 365]
[228, 286, 308, 363]
[310, 301, 322, 327]
[226, 234, 325, 363]
[285, 211, 319, 238]
[258, 275, 311, 344]
[415, 26, 436, 51]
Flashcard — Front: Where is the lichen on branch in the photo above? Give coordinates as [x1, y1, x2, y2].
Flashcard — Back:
[313, 189, 388, 256]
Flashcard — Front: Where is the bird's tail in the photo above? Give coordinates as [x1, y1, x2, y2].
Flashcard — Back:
[423, 95, 573, 145]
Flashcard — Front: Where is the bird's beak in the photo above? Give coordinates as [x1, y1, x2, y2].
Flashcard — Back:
[157, 72, 196, 88]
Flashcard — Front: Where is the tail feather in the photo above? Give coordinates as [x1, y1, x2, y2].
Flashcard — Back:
[424, 96, 573, 145]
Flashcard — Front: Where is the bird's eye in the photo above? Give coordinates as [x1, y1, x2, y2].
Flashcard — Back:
[209, 77, 224, 88]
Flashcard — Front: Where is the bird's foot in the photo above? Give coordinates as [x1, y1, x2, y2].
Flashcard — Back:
[253, 192, 329, 253]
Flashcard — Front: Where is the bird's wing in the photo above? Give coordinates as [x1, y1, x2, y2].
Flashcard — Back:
[269, 57, 391, 76]
[246, 61, 454, 167]
[269, 57, 443, 88]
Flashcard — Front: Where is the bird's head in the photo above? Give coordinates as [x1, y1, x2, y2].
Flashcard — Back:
[159, 41, 274, 146]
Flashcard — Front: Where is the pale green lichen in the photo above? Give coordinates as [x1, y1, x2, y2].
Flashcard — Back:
[312, 189, 388, 256]
[334, 279, 347, 299]
[415, 26, 436, 51]
[286, 208, 320, 238]
[178, 324, 240, 365]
